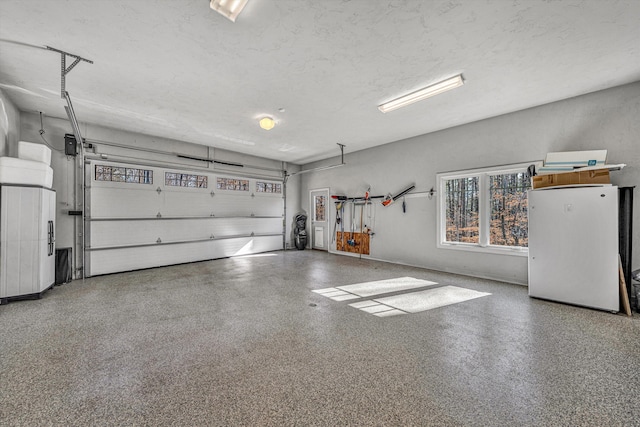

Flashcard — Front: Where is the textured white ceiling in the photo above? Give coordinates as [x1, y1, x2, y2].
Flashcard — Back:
[1, 0, 639, 164]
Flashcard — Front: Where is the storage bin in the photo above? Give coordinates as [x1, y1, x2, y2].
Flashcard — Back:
[0, 157, 54, 188]
[18, 141, 52, 165]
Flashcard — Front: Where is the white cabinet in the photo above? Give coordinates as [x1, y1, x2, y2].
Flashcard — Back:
[528, 186, 619, 311]
[0, 185, 56, 303]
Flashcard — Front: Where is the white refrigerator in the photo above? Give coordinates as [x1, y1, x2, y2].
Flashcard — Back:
[0, 185, 56, 303]
[528, 185, 619, 312]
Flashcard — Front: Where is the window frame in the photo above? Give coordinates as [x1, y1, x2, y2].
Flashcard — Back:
[436, 161, 541, 257]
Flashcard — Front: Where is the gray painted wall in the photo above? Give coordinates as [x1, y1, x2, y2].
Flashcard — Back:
[6, 82, 639, 284]
[0, 89, 20, 157]
[301, 82, 640, 284]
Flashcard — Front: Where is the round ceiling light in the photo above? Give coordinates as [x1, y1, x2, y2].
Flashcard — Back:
[259, 117, 275, 131]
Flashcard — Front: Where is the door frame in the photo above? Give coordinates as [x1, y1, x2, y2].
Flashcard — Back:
[309, 187, 330, 251]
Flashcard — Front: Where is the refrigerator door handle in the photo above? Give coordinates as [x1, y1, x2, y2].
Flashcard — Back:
[48, 220, 54, 256]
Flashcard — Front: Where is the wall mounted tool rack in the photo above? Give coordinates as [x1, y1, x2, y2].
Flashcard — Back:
[333, 198, 374, 256]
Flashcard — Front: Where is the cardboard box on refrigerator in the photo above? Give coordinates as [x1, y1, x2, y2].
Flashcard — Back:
[532, 168, 610, 189]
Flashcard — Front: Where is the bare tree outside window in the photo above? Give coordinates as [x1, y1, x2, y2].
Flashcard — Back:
[439, 163, 535, 253]
[445, 176, 479, 243]
[489, 172, 530, 247]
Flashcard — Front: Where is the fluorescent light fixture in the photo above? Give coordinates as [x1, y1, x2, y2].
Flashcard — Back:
[378, 74, 464, 113]
[210, 0, 249, 22]
[259, 117, 275, 130]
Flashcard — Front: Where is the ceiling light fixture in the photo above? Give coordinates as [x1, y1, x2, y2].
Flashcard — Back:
[259, 117, 275, 131]
[210, 0, 249, 22]
[378, 74, 464, 113]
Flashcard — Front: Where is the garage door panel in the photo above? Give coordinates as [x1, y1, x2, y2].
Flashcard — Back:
[90, 218, 282, 247]
[203, 217, 281, 237]
[87, 236, 282, 276]
[212, 194, 256, 216]
[213, 194, 282, 217]
[90, 221, 158, 247]
[163, 190, 214, 217]
[88, 187, 163, 218]
[254, 197, 284, 217]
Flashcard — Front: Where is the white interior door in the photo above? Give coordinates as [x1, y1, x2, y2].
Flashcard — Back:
[310, 188, 329, 250]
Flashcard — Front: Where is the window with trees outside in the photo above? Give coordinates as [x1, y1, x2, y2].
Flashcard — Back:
[437, 162, 538, 256]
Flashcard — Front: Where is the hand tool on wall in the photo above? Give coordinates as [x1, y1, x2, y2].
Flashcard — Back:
[382, 184, 415, 207]
[347, 201, 356, 246]
[340, 203, 345, 248]
[359, 201, 364, 254]
[332, 193, 385, 202]
[332, 201, 342, 242]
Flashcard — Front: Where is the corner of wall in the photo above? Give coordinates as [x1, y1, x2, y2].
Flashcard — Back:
[0, 88, 21, 157]
[284, 164, 302, 249]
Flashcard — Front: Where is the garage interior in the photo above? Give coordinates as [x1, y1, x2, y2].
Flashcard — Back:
[1, 1, 639, 426]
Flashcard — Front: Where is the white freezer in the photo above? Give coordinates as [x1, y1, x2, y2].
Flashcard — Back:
[0, 185, 56, 303]
[528, 186, 619, 312]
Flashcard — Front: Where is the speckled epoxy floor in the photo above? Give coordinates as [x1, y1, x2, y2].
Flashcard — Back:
[1, 250, 639, 426]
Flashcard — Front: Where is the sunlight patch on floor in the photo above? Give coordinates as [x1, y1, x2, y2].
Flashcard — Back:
[313, 278, 491, 316]
[362, 285, 491, 314]
[313, 277, 437, 301]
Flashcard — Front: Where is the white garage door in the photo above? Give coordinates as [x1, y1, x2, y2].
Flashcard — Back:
[86, 161, 284, 276]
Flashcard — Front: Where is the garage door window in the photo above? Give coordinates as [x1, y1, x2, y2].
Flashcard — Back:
[95, 165, 153, 184]
[256, 181, 282, 193]
[165, 172, 208, 188]
[217, 177, 249, 191]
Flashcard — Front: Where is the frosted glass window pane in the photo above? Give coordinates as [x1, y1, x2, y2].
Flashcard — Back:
[314, 195, 326, 222]
[112, 167, 125, 182]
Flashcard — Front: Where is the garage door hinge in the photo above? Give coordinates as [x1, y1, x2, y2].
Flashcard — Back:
[156, 212, 162, 218]
[210, 191, 215, 197]
[210, 213, 215, 217]
[156, 238, 162, 244]
[210, 234, 215, 239]
[156, 187, 162, 194]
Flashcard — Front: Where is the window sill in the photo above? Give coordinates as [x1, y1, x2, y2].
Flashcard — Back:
[437, 242, 528, 257]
